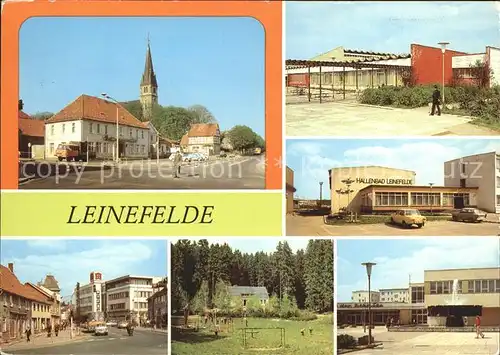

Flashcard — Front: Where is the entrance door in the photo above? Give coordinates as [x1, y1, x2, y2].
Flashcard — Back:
[454, 195, 465, 209]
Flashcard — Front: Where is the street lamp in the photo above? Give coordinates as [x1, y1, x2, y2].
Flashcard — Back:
[319, 182, 324, 208]
[361, 262, 376, 345]
[101, 93, 120, 162]
[438, 42, 449, 106]
[428, 182, 435, 215]
[341, 178, 355, 211]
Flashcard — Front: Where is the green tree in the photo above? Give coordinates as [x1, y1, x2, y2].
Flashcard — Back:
[304, 240, 334, 313]
[192, 281, 210, 315]
[213, 280, 232, 315]
[226, 125, 259, 152]
[152, 106, 197, 141]
[123, 101, 144, 121]
[188, 104, 217, 123]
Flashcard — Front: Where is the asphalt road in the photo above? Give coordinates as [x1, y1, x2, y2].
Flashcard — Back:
[9, 327, 167, 355]
[286, 216, 498, 236]
[19, 155, 265, 189]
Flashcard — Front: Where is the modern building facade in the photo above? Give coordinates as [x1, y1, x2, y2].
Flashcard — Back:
[286, 166, 296, 214]
[105, 275, 162, 325]
[329, 165, 479, 214]
[379, 288, 410, 303]
[351, 290, 380, 303]
[338, 267, 500, 327]
[444, 151, 500, 213]
[74, 272, 106, 322]
[286, 44, 500, 92]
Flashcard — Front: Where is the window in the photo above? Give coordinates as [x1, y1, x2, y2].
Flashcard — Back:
[430, 282, 437, 294]
[374, 192, 409, 206]
[90, 123, 93, 134]
[50, 125, 54, 135]
[141, 131, 144, 139]
[460, 178, 466, 188]
[461, 163, 466, 174]
[497, 195, 500, 206]
[497, 177, 500, 188]
[129, 129, 132, 137]
[105, 125, 108, 135]
[62, 124, 66, 133]
[71, 123, 76, 133]
[49, 143, 54, 154]
[97, 124, 100, 134]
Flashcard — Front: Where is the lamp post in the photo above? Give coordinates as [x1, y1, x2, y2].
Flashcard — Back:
[438, 42, 449, 106]
[319, 181, 324, 208]
[361, 262, 376, 345]
[101, 93, 120, 162]
[428, 182, 435, 215]
[341, 178, 355, 211]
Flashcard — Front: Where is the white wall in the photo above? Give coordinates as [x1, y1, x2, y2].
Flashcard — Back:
[45, 120, 83, 158]
[488, 47, 500, 87]
[452, 54, 485, 68]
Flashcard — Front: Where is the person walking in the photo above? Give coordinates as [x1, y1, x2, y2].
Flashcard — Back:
[172, 151, 182, 178]
[430, 85, 442, 116]
[55, 323, 59, 337]
[475, 316, 485, 339]
[25, 327, 31, 342]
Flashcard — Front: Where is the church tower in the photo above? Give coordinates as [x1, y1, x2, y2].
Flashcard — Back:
[140, 37, 158, 120]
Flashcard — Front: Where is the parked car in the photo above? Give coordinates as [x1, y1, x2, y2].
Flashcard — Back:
[191, 153, 208, 162]
[94, 324, 108, 336]
[117, 321, 128, 329]
[106, 320, 118, 327]
[390, 209, 426, 228]
[451, 208, 487, 222]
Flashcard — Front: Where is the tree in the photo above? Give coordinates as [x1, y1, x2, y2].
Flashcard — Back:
[469, 60, 493, 88]
[188, 105, 217, 123]
[123, 101, 144, 121]
[32, 112, 54, 120]
[152, 106, 197, 141]
[192, 281, 210, 315]
[213, 280, 232, 315]
[226, 125, 260, 152]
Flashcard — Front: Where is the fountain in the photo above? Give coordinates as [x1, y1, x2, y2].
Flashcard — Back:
[446, 279, 464, 306]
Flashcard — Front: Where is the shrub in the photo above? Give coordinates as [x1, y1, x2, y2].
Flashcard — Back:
[290, 310, 317, 321]
[337, 334, 357, 349]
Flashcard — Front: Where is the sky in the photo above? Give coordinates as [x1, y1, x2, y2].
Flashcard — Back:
[286, 138, 500, 199]
[188, 238, 314, 254]
[0, 239, 168, 300]
[19, 17, 265, 135]
[337, 238, 500, 302]
[286, 1, 500, 59]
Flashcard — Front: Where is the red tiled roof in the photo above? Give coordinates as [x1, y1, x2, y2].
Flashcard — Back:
[24, 283, 52, 304]
[46, 94, 147, 129]
[188, 123, 220, 137]
[180, 134, 189, 146]
[0, 265, 50, 303]
[19, 118, 45, 137]
[18, 111, 31, 120]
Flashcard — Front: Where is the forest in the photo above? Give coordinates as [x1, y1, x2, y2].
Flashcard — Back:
[171, 239, 334, 320]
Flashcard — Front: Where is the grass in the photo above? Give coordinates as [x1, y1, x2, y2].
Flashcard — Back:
[171, 315, 334, 355]
[325, 214, 451, 225]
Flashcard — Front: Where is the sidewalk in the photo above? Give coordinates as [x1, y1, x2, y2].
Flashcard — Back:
[134, 326, 168, 334]
[1, 330, 89, 351]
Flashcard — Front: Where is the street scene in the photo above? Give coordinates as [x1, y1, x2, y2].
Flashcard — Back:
[336, 238, 500, 355]
[18, 17, 265, 189]
[171, 239, 334, 355]
[286, 138, 500, 236]
[0, 239, 167, 354]
[285, 2, 500, 136]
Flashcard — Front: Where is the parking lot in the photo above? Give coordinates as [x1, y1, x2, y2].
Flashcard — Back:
[19, 155, 265, 189]
[286, 215, 498, 236]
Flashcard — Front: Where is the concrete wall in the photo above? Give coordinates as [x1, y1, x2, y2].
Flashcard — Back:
[330, 166, 416, 214]
[411, 44, 468, 85]
[444, 152, 498, 213]
[452, 54, 486, 68]
[487, 46, 500, 87]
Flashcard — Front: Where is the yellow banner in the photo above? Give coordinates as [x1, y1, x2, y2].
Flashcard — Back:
[1, 192, 282, 236]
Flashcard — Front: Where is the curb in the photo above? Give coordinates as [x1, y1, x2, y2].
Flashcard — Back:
[1, 336, 89, 352]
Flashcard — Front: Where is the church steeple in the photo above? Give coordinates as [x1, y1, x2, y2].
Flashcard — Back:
[140, 35, 158, 119]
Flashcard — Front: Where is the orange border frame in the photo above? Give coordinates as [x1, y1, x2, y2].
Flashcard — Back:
[0, 1, 282, 190]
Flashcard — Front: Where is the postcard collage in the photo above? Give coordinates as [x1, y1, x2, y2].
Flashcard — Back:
[0, 1, 499, 355]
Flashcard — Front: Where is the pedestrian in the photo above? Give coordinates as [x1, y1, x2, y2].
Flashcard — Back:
[386, 318, 391, 331]
[172, 151, 182, 178]
[47, 324, 52, 337]
[55, 323, 59, 337]
[475, 316, 485, 339]
[430, 85, 442, 116]
[25, 327, 31, 342]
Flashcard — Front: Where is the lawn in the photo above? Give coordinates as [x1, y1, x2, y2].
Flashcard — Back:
[171, 315, 334, 355]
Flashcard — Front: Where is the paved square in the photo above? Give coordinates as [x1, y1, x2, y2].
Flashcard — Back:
[286, 102, 499, 136]
[338, 328, 499, 354]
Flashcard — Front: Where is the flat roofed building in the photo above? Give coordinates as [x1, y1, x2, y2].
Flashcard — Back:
[286, 166, 296, 214]
[379, 288, 410, 303]
[444, 151, 500, 213]
[351, 290, 380, 303]
[424, 267, 500, 326]
[329, 166, 416, 214]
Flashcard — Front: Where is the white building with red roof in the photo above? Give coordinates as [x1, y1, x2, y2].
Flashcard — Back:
[44, 94, 150, 160]
[180, 123, 221, 156]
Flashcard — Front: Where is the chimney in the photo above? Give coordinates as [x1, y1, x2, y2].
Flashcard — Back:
[8, 263, 14, 273]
